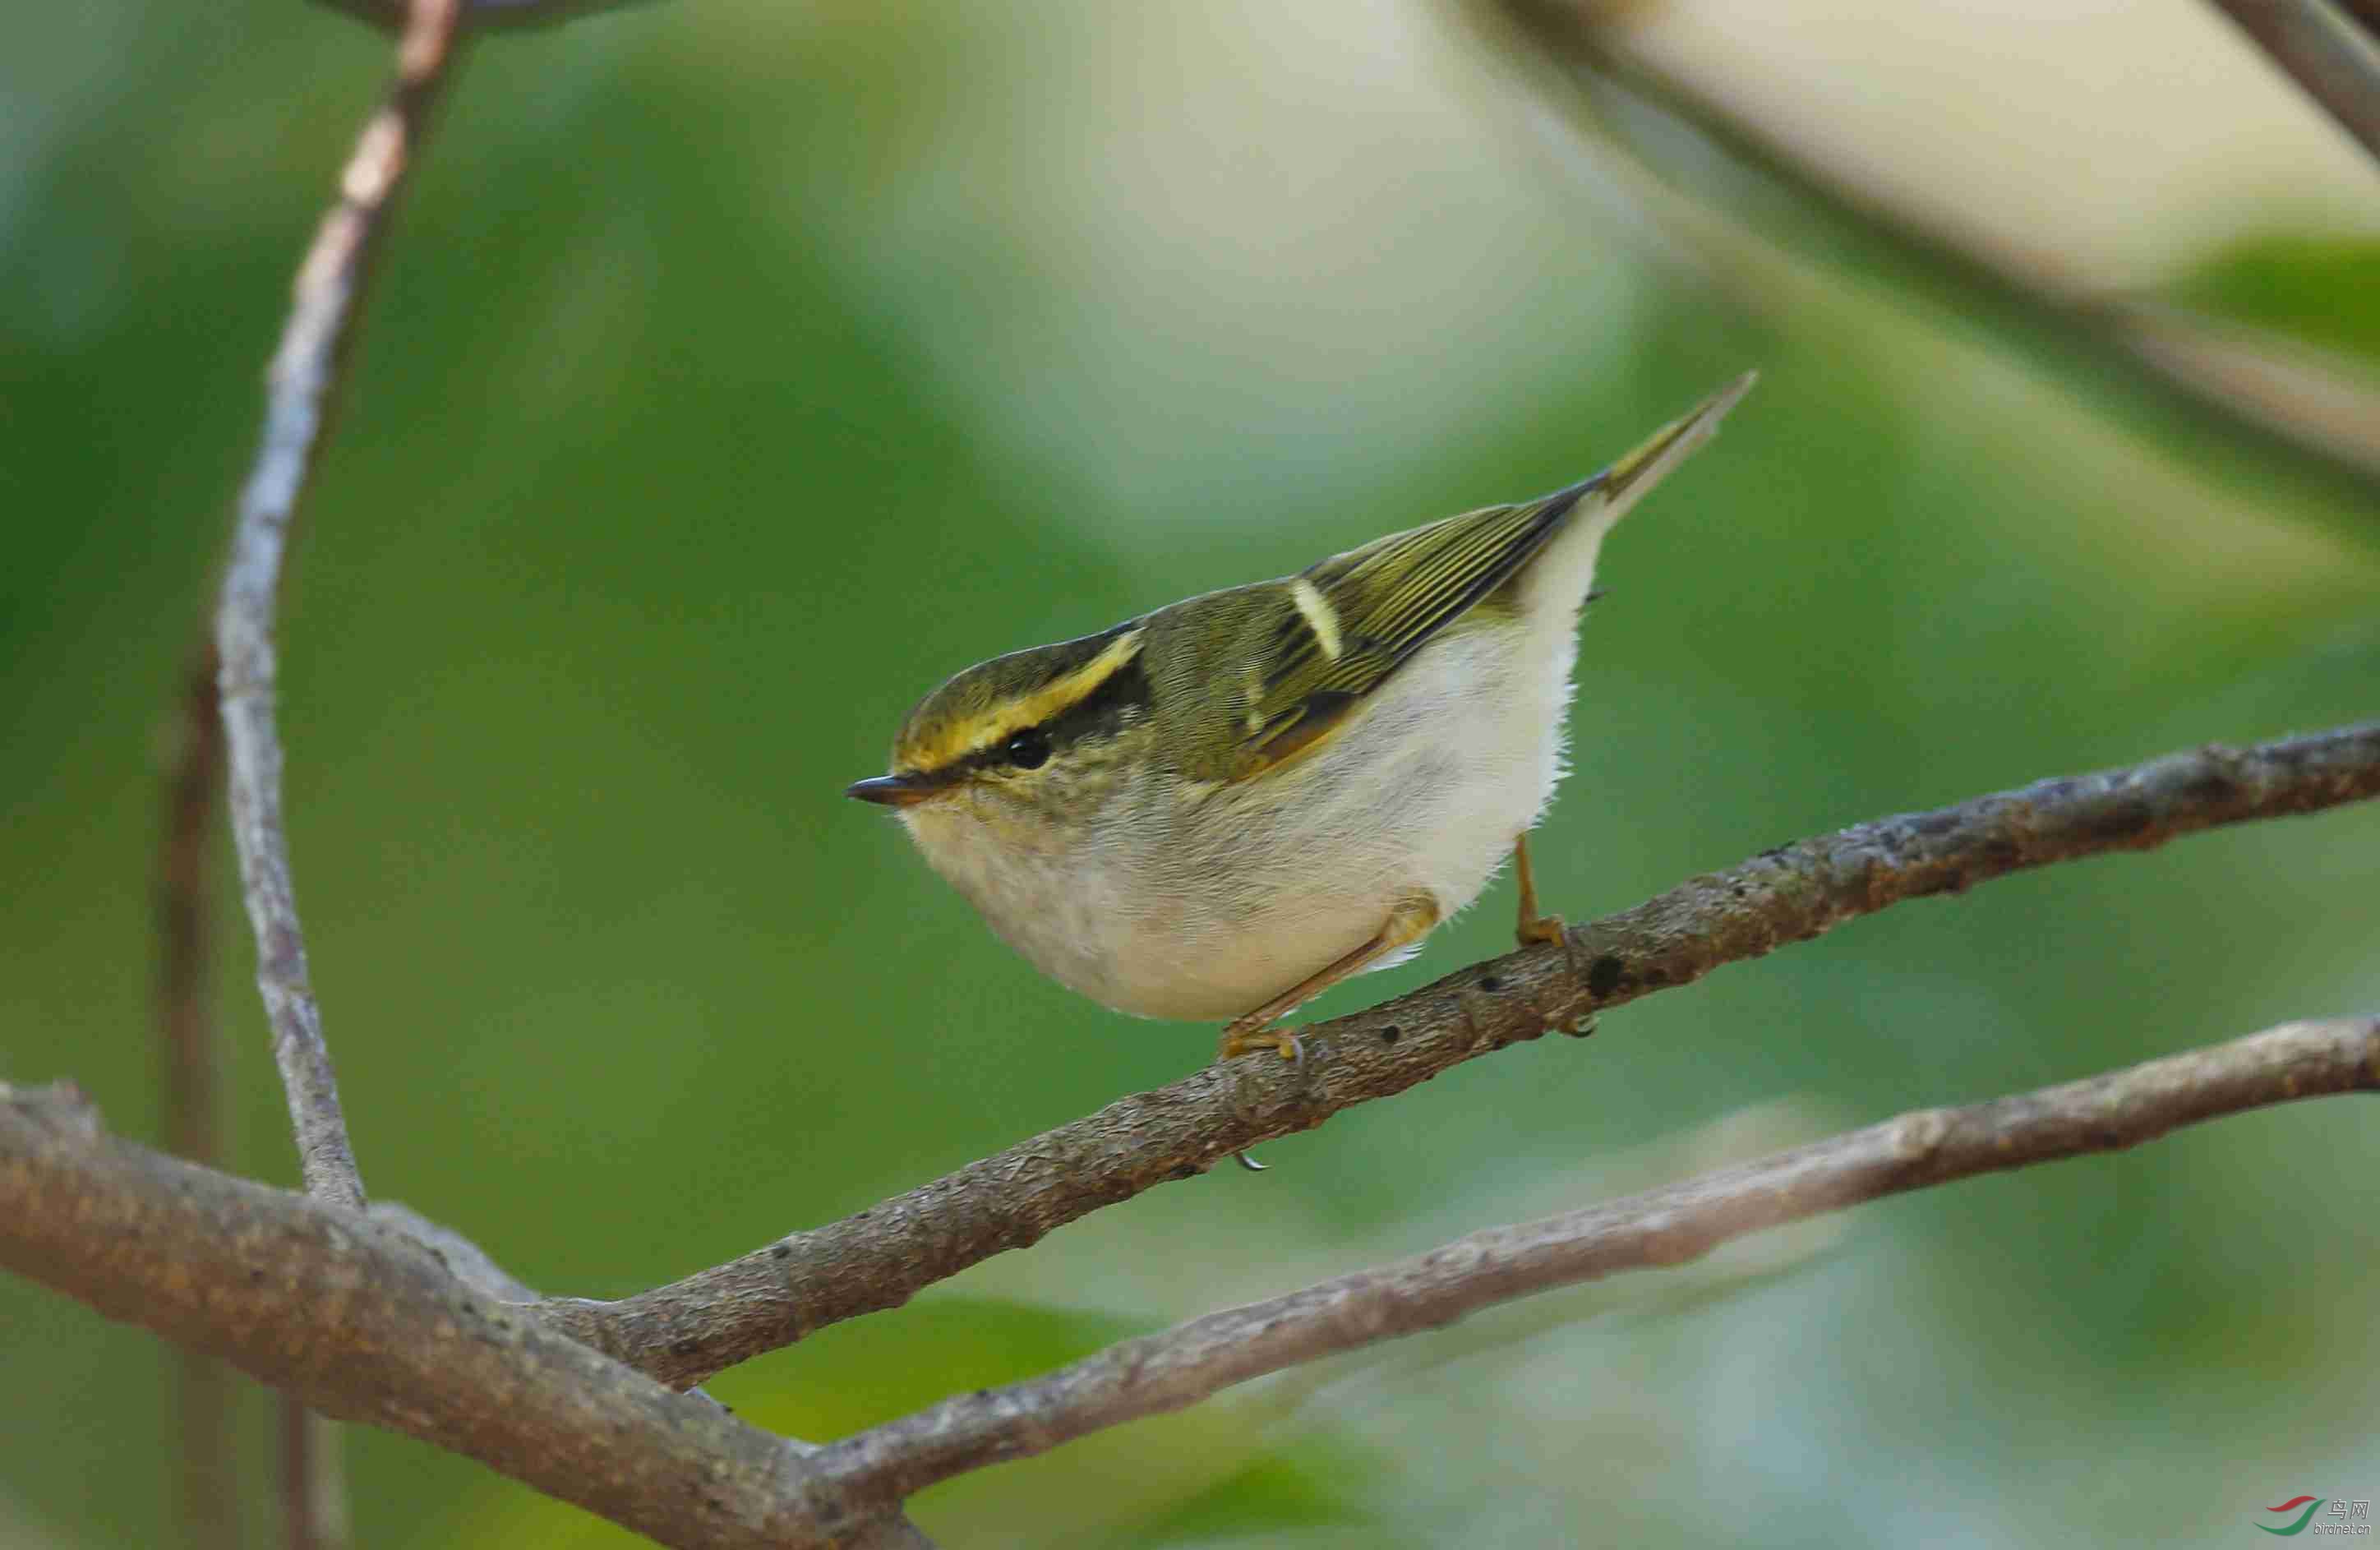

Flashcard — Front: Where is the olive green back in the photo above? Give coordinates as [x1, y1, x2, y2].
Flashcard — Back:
[1145, 478, 1598, 782]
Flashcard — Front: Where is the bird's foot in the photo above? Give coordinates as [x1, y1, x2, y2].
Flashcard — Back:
[1516, 912, 1567, 948]
[1216, 1022, 1305, 1065]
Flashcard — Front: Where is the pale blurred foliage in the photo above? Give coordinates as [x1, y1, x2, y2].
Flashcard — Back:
[1623, 0, 2380, 288]
[741, 0, 1653, 531]
[726, 0, 2378, 602]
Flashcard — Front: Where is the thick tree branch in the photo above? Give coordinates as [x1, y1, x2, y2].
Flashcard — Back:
[810, 1018, 2380, 1505]
[362, 1202, 940, 1549]
[219, 0, 468, 1214]
[0, 1083, 859, 1550]
[9, 1021, 2371, 1538]
[2205, 0, 2380, 165]
[543, 722, 2380, 1390]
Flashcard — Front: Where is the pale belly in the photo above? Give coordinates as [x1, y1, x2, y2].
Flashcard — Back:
[910, 621, 1581, 1024]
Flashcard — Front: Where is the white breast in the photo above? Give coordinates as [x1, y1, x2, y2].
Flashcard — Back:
[1118, 611, 1581, 1020]
[902, 611, 1586, 1026]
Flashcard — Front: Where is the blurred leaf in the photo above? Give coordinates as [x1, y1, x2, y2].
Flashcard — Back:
[1107, 1445, 1403, 1549]
[2160, 233, 2380, 365]
[722, 1294, 1155, 1438]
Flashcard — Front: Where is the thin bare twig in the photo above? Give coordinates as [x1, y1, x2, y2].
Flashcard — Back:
[196, 2, 939, 1541]
[219, 0, 467, 1212]
[1484, 0, 2380, 485]
[279, 1406, 348, 1550]
[542, 722, 2380, 1391]
[156, 641, 240, 1550]
[219, 2, 468, 1541]
[159, 642, 228, 1186]
[811, 1018, 2380, 1504]
[2205, 0, 2380, 164]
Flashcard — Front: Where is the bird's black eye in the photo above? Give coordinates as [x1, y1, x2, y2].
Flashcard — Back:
[1003, 728, 1052, 770]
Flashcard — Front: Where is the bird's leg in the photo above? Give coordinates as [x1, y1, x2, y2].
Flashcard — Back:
[1512, 833, 1566, 948]
[1216, 893, 1441, 1063]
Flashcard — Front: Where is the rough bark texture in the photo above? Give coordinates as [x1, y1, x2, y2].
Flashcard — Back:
[0, 1084, 868, 1550]
[542, 723, 2380, 1389]
[805, 1017, 2380, 1502]
[12, 1019, 2372, 1541]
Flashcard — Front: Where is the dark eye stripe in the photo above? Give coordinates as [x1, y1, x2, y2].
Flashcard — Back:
[946, 654, 1150, 781]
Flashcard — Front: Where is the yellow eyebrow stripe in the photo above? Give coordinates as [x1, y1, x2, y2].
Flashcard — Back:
[911, 628, 1146, 772]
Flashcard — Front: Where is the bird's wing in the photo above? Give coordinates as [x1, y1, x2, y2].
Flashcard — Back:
[1222, 482, 1593, 782]
[1216, 371, 1757, 783]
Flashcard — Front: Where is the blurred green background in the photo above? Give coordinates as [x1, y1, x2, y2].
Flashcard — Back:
[4, 0, 2378, 1544]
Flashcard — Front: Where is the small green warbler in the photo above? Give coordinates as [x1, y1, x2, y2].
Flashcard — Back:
[851, 373, 1755, 1068]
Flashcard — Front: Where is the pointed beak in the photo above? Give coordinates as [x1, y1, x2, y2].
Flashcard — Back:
[845, 773, 935, 808]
